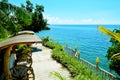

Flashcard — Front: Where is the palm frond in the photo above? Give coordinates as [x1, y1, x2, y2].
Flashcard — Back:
[110, 53, 120, 60]
[0, 9, 10, 23]
[15, 8, 32, 25]
[98, 25, 120, 42]
[0, 2, 32, 25]
[0, 25, 9, 39]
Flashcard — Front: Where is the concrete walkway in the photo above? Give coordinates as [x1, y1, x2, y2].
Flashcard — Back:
[32, 43, 71, 80]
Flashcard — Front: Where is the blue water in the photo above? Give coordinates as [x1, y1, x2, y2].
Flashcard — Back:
[36, 25, 120, 72]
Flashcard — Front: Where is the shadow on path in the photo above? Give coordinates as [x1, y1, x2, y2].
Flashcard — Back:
[32, 47, 42, 52]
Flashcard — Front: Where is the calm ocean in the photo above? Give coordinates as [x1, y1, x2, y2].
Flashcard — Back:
[36, 25, 120, 71]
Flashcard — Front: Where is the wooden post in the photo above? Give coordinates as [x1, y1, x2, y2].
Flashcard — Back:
[66, 42, 68, 48]
[74, 46, 77, 52]
[73, 46, 77, 57]
[96, 57, 100, 74]
[77, 50, 81, 60]
[4, 45, 13, 80]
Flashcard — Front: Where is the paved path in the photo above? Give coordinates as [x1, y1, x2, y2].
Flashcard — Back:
[32, 43, 71, 80]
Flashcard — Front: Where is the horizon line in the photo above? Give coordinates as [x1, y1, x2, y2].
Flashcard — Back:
[48, 24, 120, 25]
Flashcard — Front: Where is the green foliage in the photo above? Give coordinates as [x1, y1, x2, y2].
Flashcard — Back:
[98, 26, 120, 76]
[0, 25, 9, 40]
[26, 0, 33, 13]
[0, 1, 32, 25]
[21, 0, 50, 32]
[0, 0, 49, 40]
[107, 43, 120, 60]
[42, 36, 63, 50]
[106, 29, 120, 76]
[0, 1, 32, 39]
[51, 72, 67, 80]
[42, 36, 50, 46]
[44, 39, 101, 80]
[52, 48, 100, 79]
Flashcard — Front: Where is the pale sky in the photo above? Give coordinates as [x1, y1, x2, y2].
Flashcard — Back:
[8, 0, 120, 24]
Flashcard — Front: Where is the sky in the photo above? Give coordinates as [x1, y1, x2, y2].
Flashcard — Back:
[8, 0, 120, 24]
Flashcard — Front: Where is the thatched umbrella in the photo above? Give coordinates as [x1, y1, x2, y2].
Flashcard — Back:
[0, 34, 41, 80]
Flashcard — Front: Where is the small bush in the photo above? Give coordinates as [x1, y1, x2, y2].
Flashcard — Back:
[42, 36, 50, 46]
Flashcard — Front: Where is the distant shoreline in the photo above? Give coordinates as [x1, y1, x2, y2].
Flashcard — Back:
[49, 24, 120, 26]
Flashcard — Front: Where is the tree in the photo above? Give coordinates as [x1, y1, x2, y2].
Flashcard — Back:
[98, 26, 120, 76]
[0, 0, 49, 39]
[106, 29, 120, 60]
[26, 0, 33, 13]
[21, 0, 49, 32]
[0, 0, 32, 39]
[107, 29, 120, 76]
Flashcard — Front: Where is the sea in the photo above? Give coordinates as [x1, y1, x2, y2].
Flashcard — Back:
[36, 25, 120, 72]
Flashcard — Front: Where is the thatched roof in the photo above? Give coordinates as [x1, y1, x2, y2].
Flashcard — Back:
[0, 34, 42, 50]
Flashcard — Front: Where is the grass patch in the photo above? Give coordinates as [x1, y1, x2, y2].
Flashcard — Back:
[51, 46, 101, 80]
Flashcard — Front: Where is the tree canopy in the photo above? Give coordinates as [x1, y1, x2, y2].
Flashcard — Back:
[0, 0, 49, 40]
[20, 0, 50, 32]
[98, 26, 120, 76]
